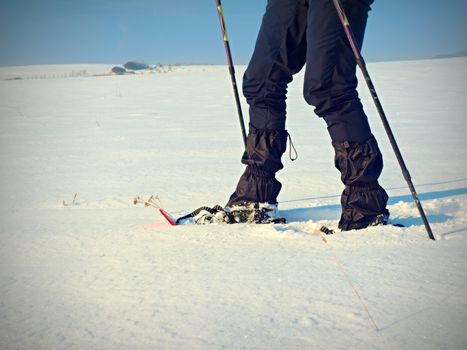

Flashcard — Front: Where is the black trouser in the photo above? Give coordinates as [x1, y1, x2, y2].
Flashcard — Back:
[243, 0, 373, 141]
[227, 0, 388, 228]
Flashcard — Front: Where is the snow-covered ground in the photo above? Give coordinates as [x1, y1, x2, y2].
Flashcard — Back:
[0, 58, 466, 349]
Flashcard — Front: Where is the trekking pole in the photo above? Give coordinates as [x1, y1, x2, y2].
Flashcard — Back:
[331, 0, 435, 240]
[215, 0, 248, 148]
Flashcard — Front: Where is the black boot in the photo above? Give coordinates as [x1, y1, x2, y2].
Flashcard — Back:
[333, 135, 389, 231]
[227, 126, 288, 207]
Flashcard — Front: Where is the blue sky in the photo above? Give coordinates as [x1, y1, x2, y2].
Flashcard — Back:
[0, 0, 466, 66]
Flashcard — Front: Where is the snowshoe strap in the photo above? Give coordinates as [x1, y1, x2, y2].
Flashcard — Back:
[175, 205, 225, 224]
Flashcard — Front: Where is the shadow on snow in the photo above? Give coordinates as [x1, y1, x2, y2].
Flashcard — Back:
[281, 187, 467, 227]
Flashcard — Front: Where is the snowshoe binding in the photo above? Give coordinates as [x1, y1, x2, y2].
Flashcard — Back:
[176, 202, 286, 225]
[225, 202, 286, 224]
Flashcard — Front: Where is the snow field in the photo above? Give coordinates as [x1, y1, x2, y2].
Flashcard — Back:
[1, 58, 467, 349]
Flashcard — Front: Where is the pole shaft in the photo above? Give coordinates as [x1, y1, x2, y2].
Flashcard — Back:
[332, 0, 435, 240]
[215, 0, 247, 148]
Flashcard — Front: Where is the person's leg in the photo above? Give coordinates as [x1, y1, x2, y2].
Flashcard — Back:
[303, 0, 389, 230]
[227, 0, 308, 207]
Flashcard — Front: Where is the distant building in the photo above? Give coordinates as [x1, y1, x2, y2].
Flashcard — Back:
[112, 66, 127, 75]
[123, 61, 149, 71]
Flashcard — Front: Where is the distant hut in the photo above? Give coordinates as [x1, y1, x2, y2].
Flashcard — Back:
[112, 66, 127, 75]
[123, 61, 149, 71]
